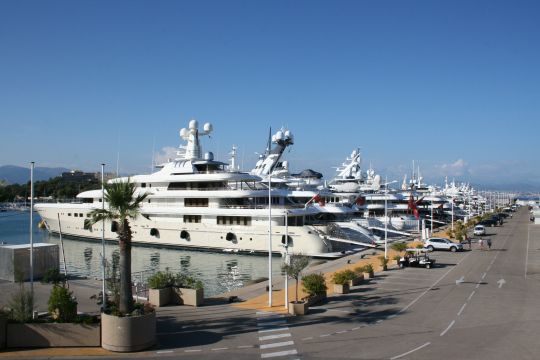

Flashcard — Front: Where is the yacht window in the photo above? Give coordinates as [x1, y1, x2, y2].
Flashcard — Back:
[68, 213, 72, 216]
[183, 215, 202, 223]
[185, 198, 209, 207]
[217, 216, 251, 226]
[141, 183, 146, 188]
[74, 213, 78, 217]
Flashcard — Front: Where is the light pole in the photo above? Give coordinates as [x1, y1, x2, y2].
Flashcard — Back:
[268, 173, 272, 307]
[451, 196, 454, 232]
[384, 176, 388, 259]
[29, 162, 35, 307]
[430, 198, 434, 236]
[101, 164, 107, 311]
[284, 210, 289, 310]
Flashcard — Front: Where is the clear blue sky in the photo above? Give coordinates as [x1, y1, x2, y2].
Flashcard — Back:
[1, 0, 539, 187]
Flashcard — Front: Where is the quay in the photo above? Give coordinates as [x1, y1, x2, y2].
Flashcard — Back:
[1, 208, 540, 359]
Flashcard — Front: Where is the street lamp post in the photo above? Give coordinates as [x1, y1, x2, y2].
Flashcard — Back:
[384, 176, 388, 259]
[101, 164, 107, 312]
[268, 173, 272, 307]
[29, 162, 35, 308]
[284, 211, 289, 310]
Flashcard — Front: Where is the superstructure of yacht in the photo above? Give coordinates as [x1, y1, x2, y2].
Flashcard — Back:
[35, 121, 377, 258]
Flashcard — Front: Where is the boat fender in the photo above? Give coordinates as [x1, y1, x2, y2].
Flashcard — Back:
[180, 230, 190, 240]
[226, 232, 236, 241]
[150, 228, 159, 237]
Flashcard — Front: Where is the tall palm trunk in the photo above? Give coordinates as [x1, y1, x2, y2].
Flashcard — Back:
[118, 219, 133, 314]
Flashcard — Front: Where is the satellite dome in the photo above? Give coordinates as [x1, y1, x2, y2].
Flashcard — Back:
[180, 128, 188, 138]
[189, 119, 198, 130]
[203, 122, 213, 132]
[276, 131, 284, 140]
[284, 130, 291, 138]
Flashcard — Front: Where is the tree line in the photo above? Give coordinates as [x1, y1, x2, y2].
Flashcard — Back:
[0, 176, 100, 202]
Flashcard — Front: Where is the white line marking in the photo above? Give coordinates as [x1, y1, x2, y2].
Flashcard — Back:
[261, 349, 298, 358]
[475, 283, 480, 289]
[302, 337, 313, 341]
[390, 342, 431, 360]
[457, 303, 467, 316]
[238, 345, 254, 349]
[156, 350, 173, 354]
[320, 334, 331, 337]
[481, 272, 487, 280]
[526, 225, 530, 279]
[258, 327, 289, 333]
[468, 290, 476, 301]
[336, 330, 347, 334]
[376, 319, 383, 323]
[440, 320, 455, 337]
[352, 327, 360, 330]
[399, 252, 471, 314]
[211, 347, 228, 351]
[259, 333, 291, 341]
[387, 314, 397, 319]
[185, 349, 202, 352]
[260, 341, 294, 349]
[487, 264, 492, 272]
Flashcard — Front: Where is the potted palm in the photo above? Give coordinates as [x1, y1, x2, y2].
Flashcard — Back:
[378, 256, 389, 271]
[87, 179, 155, 352]
[361, 264, 375, 279]
[332, 271, 350, 294]
[282, 254, 310, 315]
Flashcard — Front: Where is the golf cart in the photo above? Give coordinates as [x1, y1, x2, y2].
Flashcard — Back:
[399, 248, 435, 269]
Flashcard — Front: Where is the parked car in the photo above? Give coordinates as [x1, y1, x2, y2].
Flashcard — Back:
[474, 225, 486, 236]
[424, 237, 463, 252]
[478, 218, 498, 227]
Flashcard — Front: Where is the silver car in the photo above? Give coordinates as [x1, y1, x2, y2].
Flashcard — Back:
[424, 237, 463, 252]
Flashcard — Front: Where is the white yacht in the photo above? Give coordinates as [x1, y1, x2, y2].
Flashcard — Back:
[36, 120, 376, 258]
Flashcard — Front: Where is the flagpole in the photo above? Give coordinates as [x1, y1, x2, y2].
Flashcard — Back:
[384, 175, 388, 259]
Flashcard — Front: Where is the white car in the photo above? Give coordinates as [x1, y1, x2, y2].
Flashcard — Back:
[424, 237, 463, 252]
[473, 225, 486, 236]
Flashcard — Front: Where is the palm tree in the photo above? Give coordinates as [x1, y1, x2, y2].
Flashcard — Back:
[87, 179, 148, 314]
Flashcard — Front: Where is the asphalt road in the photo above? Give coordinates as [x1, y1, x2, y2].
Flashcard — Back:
[6, 208, 537, 360]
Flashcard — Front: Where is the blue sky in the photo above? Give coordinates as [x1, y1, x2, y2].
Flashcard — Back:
[1, 0, 539, 188]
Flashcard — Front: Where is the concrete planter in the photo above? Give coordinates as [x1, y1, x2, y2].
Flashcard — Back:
[289, 301, 308, 316]
[306, 292, 327, 306]
[6, 323, 100, 347]
[101, 312, 156, 352]
[173, 287, 204, 307]
[149, 288, 171, 307]
[0, 314, 5, 349]
[364, 271, 374, 279]
[349, 274, 364, 287]
[333, 283, 350, 294]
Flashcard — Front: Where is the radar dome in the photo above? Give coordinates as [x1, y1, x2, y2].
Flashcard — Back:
[276, 131, 284, 140]
[189, 119, 198, 130]
[203, 123, 213, 133]
[284, 130, 291, 138]
[180, 128, 188, 138]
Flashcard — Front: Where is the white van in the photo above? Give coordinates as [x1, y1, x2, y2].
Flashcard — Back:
[474, 225, 486, 236]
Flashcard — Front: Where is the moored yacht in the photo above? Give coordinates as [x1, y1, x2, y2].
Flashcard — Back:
[36, 121, 375, 258]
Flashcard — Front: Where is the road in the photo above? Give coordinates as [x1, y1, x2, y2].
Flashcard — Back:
[4, 208, 538, 360]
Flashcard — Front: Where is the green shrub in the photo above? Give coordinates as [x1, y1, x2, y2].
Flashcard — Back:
[302, 273, 327, 296]
[393, 254, 401, 261]
[378, 256, 389, 266]
[362, 264, 374, 273]
[147, 271, 175, 289]
[41, 268, 66, 285]
[174, 274, 203, 290]
[8, 283, 34, 323]
[48, 285, 77, 323]
[390, 242, 407, 253]
[332, 271, 349, 285]
[341, 269, 356, 281]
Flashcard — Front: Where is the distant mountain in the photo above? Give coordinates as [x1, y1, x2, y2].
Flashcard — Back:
[0, 165, 70, 184]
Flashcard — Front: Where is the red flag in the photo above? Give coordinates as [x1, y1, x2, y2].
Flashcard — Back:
[413, 208, 419, 219]
[355, 196, 366, 206]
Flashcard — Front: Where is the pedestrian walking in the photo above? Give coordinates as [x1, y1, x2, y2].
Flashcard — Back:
[479, 238, 484, 250]
[467, 236, 472, 250]
[487, 238, 492, 250]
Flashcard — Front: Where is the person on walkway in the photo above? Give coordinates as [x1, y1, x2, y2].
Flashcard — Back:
[467, 235, 472, 250]
[479, 238, 484, 250]
[487, 238, 492, 250]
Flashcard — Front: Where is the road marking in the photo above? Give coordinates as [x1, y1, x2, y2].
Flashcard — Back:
[238, 345, 254, 349]
[320, 334, 331, 337]
[487, 264, 492, 272]
[468, 290, 476, 301]
[475, 283, 480, 289]
[526, 225, 530, 279]
[317, 306, 352, 314]
[211, 347, 228, 351]
[156, 350, 174, 354]
[336, 330, 348, 334]
[457, 303, 467, 316]
[498, 279, 506, 288]
[400, 252, 471, 314]
[261, 349, 298, 358]
[440, 320, 455, 337]
[390, 342, 431, 360]
[481, 272, 487, 280]
[455, 276, 465, 285]
[259, 333, 291, 341]
[387, 314, 397, 319]
[185, 349, 202, 353]
[260, 341, 295, 350]
[258, 327, 289, 333]
[352, 327, 360, 330]
[302, 337, 313, 341]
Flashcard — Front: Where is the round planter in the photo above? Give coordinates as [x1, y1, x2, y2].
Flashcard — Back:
[101, 311, 156, 352]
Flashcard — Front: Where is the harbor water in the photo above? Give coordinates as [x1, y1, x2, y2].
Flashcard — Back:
[0, 211, 284, 297]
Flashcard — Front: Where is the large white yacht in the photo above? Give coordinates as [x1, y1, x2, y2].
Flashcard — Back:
[35, 121, 376, 258]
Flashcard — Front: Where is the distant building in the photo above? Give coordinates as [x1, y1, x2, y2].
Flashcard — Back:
[61, 170, 97, 182]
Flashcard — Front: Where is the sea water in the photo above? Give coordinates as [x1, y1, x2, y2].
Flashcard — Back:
[0, 211, 283, 297]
